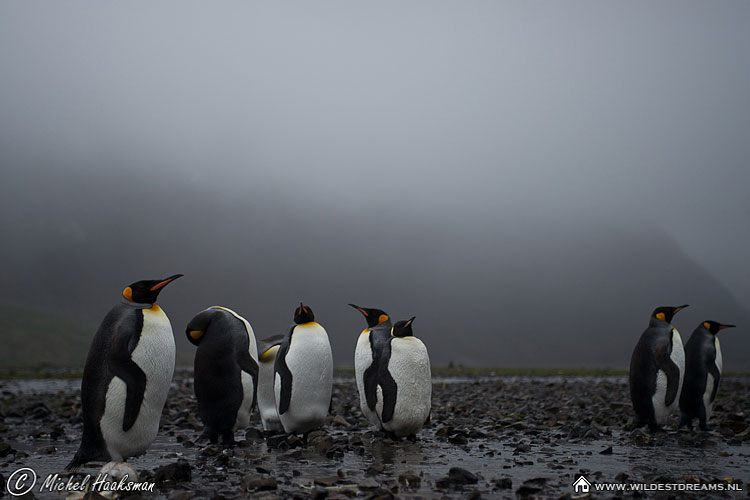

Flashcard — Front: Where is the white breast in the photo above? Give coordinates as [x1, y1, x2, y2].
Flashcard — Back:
[382, 336, 432, 437]
[276, 323, 333, 434]
[101, 306, 175, 461]
[714, 336, 722, 374]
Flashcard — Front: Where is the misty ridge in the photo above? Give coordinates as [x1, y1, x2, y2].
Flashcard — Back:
[2, 165, 748, 371]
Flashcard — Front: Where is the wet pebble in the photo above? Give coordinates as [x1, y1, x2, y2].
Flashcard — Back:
[358, 478, 380, 490]
[244, 428, 264, 441]
[332, 415, 350, 427]
[314, 475, 339, 487]
[0, 441, 13, 457]
[242, 475, 277, 491]
[167, 490, 192, 500]
[436, 467, 479, 490]
[493, 477, 512, 489]
[154, 459, 192, 484]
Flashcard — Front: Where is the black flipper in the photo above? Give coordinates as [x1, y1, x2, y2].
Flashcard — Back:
[379, 370, 398, 424]
[378, 339, 398, 424]
[274, 326, 295, 415]
[363, 361, 379, 412]
[108, 310, 147, 433]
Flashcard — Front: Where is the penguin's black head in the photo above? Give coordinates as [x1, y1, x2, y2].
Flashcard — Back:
[294, 303, 315, 324]
[123, 274, 183, 305]
[392, 317, 416, 338]
[348, 304, 390, 328]
[651, 304, 688, 324]
[701, 321, 736, 335]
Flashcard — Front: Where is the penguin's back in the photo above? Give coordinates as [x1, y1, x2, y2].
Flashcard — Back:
[193, 307, 258, 433]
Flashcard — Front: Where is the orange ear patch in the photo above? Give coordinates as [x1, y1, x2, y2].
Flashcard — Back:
[703, 322, 711, 330]
[122, 287, 133, 302]
[656, 312, 666, 321]
[189, 330, 203, 340]
[378, 314, 389, 325]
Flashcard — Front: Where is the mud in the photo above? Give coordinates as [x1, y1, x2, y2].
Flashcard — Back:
[1, 372, 749, 499]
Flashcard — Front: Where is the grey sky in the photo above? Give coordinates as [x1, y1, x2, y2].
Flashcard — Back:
[1, 2, 749, 368]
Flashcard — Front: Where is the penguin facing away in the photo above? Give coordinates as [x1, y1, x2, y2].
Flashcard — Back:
[349, 304, 393, 428]
[274, 303, 333, 434]
[629, 304, 688, 431]
[185, 306, 259, 444]
[379, 317, 432, 438]
[257, 335, 285, 432]
[66, 274, 182, 470]
[679, 321, 735, 430]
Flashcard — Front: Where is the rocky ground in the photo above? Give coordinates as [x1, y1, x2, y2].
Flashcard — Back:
[1, 371, 749, 499]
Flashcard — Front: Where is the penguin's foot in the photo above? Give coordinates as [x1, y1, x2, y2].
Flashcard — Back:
[626, 417, 647, 431]
[219, 430, 237, 447]
[385, 431, 401, 441]
[647, 423, 663, 433]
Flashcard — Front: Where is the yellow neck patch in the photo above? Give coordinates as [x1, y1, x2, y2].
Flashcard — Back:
[655, 312, 666, 321]
[147, 304, 162, 312]
[122, 287, 133, 302]
[189, 330, 203, 340]
[378, 314, 389, 325]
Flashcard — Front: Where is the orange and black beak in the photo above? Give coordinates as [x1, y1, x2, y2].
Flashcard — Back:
[150, 274, 183, 292]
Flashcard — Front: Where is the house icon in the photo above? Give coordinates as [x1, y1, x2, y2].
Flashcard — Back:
[573, 475, 591, 494]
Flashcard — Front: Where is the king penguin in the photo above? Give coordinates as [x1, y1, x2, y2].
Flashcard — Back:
[350, 304, 393, 428]
[257, 335, 285, 432]
[379, 317, 432, 438]
[629, 304, 688, 431]
[274, 303, 333, 434]
[66, 274, 182, 470]
[679, 320, 736, 430]
[185, 306, 259, 444]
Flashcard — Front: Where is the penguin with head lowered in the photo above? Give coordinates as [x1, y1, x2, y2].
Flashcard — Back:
[629, 304, 688, 431]
[274, 303, 333, 434]
[679, 320, 736, 430]
[379, 317, 431, 438]
[349, 304, 393, 428]
[185, 306, 259, 444]
[66, 275, 182, 470]
[257, 335, 285, 432]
